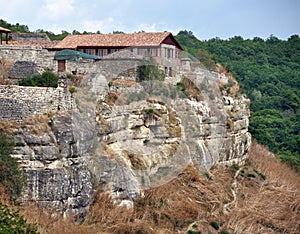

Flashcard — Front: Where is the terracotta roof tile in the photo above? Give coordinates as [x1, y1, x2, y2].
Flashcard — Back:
[8, 40, 60, 49]
[55, 32, 173, 49]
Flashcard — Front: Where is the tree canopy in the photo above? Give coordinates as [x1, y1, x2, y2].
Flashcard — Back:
[176, 31, 300, 171]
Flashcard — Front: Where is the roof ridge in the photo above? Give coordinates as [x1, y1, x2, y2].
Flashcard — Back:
[54, 31, 181, 50]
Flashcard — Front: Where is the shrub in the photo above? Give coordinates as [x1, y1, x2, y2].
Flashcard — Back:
[0, 202, 38, 233]
[210, 221, 220, 230]
[187, 230, 201, 234]
[176, 82, 186, 92]
[18, 71, 58, 87]
[68, 86, 77, 94]
[0, 133, 26, 199]
[219, 229, 230, 234]
[139, 57, 165, 82]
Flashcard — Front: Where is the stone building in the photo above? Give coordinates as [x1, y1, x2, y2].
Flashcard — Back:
[54, 32, 183, 76]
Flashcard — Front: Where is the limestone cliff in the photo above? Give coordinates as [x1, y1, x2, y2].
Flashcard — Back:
[0, 63, 251, 217]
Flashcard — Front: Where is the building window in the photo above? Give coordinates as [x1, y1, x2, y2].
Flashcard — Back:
[96, 49, 108, 56]
[164, 48, 174, 58]
[84, 49, 95, 55]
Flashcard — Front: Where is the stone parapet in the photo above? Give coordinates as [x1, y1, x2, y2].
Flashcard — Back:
[0, 85, 75, 121]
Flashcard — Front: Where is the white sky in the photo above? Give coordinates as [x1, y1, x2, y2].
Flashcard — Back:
[0, 0, 299, 40]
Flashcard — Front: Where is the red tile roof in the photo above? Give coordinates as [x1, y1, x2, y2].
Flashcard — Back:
[55, 32, 182, 49]
[0, 26, 11, 33]
[8, 40, 60, 49]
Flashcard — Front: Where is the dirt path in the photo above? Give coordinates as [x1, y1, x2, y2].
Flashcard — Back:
[224, 167, 242, 214]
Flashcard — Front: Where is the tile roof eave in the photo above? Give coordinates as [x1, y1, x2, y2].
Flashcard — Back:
[54, 32, 177, 50]
[0, 26, 12, 33]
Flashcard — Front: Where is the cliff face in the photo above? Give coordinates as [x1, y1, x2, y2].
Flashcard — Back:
[1, 64, 251, 217]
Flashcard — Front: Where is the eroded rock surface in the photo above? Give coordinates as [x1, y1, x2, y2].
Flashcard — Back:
[3, 65, 251, 217]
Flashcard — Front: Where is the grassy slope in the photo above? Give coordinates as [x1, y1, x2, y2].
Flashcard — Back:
[6, 142, 298, 234]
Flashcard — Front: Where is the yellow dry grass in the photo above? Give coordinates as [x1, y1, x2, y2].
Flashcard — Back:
[1, 142, 299, 233]
[0, 114, 51, 136]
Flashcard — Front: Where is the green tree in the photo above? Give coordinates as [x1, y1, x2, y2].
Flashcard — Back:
[0, 133, 26, 199]
[139, 57, 165, 82]
[0, 202, 38, 233]
[18, 71, 58, 88]
[176, 31, 300, 171]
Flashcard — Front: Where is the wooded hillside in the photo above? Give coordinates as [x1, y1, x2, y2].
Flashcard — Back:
[176, 31, 300, 172]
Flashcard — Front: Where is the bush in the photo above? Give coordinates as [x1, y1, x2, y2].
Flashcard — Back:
[18, 71, 58, 87]
[219, 229, 230, 234]
[176, 82, 186, 92]
[0, 133, 26, 199]
[0, 202, 38, 233]
[210, 221, 220, 230]
[68, 86, 77, 94]
[139, 57, 165, 82]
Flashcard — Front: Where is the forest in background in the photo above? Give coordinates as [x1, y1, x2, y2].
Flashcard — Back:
[176, 31, 300, 172]
[1, 19, 300, 233]
[1, 19, 299, 171]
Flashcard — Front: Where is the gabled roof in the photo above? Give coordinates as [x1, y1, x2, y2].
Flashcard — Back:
[0, 26, 11, 33]
[55, 32, 183, 50]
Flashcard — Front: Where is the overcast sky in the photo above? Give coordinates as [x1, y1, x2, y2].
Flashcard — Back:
[0, 0, 299, 40]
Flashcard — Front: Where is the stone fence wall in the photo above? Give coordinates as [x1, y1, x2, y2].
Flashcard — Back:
[66, 58, 143, 78]
[0, 45, 143, 78]
[0, 45, 56, 71]
[0, 85, 75, 121]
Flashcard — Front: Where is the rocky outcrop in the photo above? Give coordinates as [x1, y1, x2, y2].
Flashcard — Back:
[3, 64, 250, 217]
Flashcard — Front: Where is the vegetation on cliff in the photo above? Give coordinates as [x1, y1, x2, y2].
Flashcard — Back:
[2, 142, 297, 234]
[18, 71, 58, 88]
[0, 133, 25, 199]
[0, 133, 37, 233]
[1, 19, 299, 233]
[176, 31, 300, 172]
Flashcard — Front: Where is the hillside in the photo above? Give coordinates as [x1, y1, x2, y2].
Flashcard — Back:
[176, 31, 300, 172]
[0, 20, 299, 233]
[1, 142, 299, 233]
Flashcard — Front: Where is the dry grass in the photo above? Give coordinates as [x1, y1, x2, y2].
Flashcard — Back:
[0, 114, 51, 135]
[216, 63, 240, 97]
[0, 119, 20, 134]
[0, 59, 13, 85]
[111, 79, 139, 87]
[104, 91, 120, 106]
[1, 142, 299, 233]
[182, 76, 203, 101]
[227, 141, 300, 234]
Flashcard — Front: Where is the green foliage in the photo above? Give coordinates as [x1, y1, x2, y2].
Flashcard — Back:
[187, 230, 201, 234]
[176, 31, 300, 171]
[18, 71, 58, 87]
[210, 221, 220, 230]
[254, 169, 266, 180]
[0, 133, 26, 199]
[143, 109, 154, 115]
[176, 82, 185, 92]
[36, 29, 70, 40]
[126, 91, 148, 104]
[68, 86, 77, 94]
[139, 58, 165, 82]
[0, 19, 29, 33]
[219, 229, 230, 234]
[0, 202, 38, 233]
[231, 163, 239, 171]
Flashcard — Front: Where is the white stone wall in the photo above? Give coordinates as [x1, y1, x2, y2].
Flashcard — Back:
[0, 45, 56, 71]
[0, 85, 75, 121]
